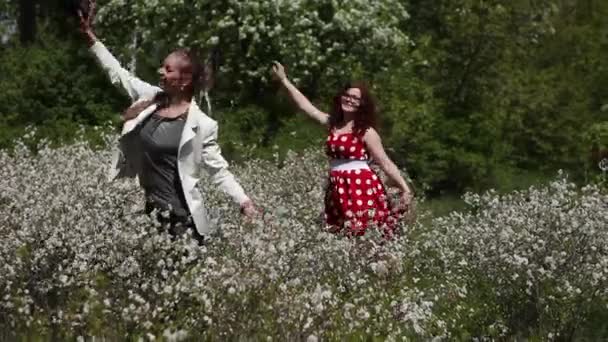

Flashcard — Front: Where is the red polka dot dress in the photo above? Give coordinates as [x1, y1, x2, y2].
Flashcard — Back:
[324, 130, 402, 236]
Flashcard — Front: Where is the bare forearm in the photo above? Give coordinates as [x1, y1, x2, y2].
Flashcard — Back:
[362, 127, 412, 195]
[281, 78, 315, 112]
[382, 160, 411, 193]
[83, 29, 97, 47]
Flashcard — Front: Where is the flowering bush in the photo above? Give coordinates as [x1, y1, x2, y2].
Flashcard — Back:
[417, 175, 608, 339]
[0, 137, 439, 340]
[95, 0, 411, 95]
[0, 136, 606, 340]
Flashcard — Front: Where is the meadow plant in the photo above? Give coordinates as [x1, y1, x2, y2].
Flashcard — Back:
[0, 136, 606, 339]
[0, 136, 438, 340]
[417, 173, 608, 338]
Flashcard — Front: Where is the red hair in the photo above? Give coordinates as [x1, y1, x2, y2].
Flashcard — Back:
[329, 81, 378, 134]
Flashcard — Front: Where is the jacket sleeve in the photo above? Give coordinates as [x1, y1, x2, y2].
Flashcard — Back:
[200, 122, 250, 205]
[90, 41, 161, 101]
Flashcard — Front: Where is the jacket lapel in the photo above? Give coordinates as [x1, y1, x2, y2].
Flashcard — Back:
[178, 100, 200, 158]
[121, 103, 158, 136]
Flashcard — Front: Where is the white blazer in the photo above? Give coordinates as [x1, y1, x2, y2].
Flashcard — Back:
[90, 41, 249, 236]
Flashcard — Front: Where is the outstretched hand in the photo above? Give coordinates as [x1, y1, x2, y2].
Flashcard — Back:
[240, 200, 260, 221]
[77, 0, 97, 45]
[77, 0, 96, 32]
[271, 61, 287, 82]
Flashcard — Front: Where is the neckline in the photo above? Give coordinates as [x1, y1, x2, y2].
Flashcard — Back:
[331, 130, 354, 137]
[152, 111, 188, 121]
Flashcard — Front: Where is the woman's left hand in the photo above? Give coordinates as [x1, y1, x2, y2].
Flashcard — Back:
[399, 190, 413, 210]
[240, 199, 258, 219]
[271, 61, 287, 82]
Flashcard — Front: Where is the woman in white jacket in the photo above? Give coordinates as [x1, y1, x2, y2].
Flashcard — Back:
[78, 6, 256, 241]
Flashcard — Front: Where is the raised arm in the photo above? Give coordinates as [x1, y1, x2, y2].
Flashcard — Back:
[272, 62, 329, 126]
[78, 6, 160, 102]
[363, 128, 413, 207]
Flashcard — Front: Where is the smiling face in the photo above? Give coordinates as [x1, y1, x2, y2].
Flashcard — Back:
[340, 87, 362, 114]
[329, 81, 377, 131]
[157, 52, 192, 96]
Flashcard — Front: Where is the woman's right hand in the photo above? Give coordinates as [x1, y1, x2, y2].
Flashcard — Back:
[78, 0, 97, 45]
[271, 61, 287, 82]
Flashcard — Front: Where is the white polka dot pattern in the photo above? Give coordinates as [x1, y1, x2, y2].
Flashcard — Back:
[325, 131, 368, 161]
[324, 130, 403, 235]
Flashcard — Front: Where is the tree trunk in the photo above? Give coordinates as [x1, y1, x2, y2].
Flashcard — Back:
[18, 0, 36, 44]
[129, 28, 138, 73]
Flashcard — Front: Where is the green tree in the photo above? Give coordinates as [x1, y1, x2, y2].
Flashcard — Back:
[95, 0, 412, 101]
[0, 34, 125, 148]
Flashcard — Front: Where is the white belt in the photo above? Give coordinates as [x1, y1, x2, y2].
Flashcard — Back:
[330, 159, 370, 171]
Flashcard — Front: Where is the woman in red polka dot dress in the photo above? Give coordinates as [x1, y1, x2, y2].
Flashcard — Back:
[272, 62, 413, 236]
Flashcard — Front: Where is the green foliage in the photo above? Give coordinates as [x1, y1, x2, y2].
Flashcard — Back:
[215, 101, 325, 164]
[0, 0, 16, 42]
[0, 33, 125, 148]
[380, 0, 608, 193]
